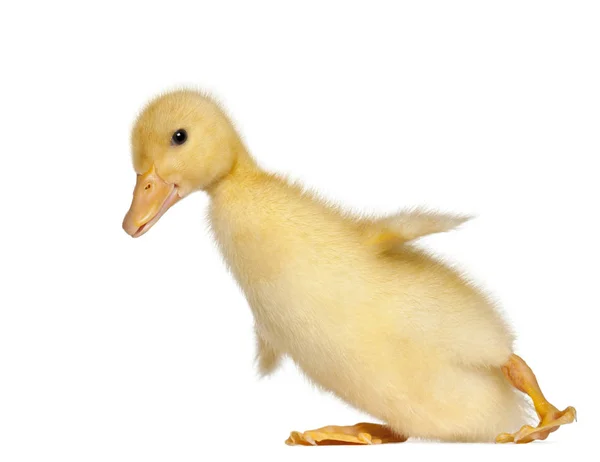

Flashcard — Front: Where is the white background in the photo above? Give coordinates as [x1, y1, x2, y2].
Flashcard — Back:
[0, 1, 598, 461]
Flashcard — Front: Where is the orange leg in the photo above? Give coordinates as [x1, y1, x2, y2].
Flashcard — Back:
[285, 422, 408, 446]
[496, 354, 577, 444]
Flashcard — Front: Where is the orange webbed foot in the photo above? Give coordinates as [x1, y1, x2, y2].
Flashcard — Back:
[496, 354, 576, 444]
[496, 406, 576, 444]
[285, 422, 408, 446]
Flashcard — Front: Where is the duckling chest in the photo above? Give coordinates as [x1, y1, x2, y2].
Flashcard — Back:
[214, 228, 367, 344]
[208, 192, 374, 341]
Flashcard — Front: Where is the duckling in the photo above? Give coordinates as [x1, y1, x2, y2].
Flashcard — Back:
[122, 89, 576, 445]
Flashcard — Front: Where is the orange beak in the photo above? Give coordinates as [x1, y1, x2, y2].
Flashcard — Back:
[122, 165, 181, 238]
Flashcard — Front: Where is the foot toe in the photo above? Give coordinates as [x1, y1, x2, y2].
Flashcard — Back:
[495, 432, 515, 443]
[357, 432, 374, 445]
[285, 431, 317, 446]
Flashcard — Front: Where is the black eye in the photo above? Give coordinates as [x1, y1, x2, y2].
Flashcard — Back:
[171, 129, 187, 145]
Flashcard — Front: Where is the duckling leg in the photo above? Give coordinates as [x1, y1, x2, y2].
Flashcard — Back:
[285, 422, 408, 446]
[496, 354, 576, 443]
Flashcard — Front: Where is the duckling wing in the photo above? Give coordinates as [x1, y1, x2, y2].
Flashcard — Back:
[255, 327, 282, 377]
[362, 209, 472, 250]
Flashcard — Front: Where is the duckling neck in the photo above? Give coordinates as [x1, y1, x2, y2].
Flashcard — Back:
[205, 143, 264, 199]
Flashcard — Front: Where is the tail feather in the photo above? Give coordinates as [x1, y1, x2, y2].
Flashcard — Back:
[362, 209, 472, 250]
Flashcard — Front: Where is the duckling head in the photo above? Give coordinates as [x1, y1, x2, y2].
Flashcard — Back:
[123, 90, 241, 237]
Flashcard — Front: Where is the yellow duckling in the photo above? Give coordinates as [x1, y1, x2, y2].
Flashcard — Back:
[122, 90, 576, 445]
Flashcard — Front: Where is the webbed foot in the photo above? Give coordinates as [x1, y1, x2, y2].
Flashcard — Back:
[496, 354, 576, 444]
[285, 422, 408, 446]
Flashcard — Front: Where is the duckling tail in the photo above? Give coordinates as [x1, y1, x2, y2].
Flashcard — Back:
[363, 209, 472, 250]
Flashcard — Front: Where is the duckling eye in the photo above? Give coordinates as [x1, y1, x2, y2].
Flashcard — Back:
[171, 129, 187, 146]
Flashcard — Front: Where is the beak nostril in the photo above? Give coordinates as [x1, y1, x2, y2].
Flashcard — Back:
[145, 183, 152, 191]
